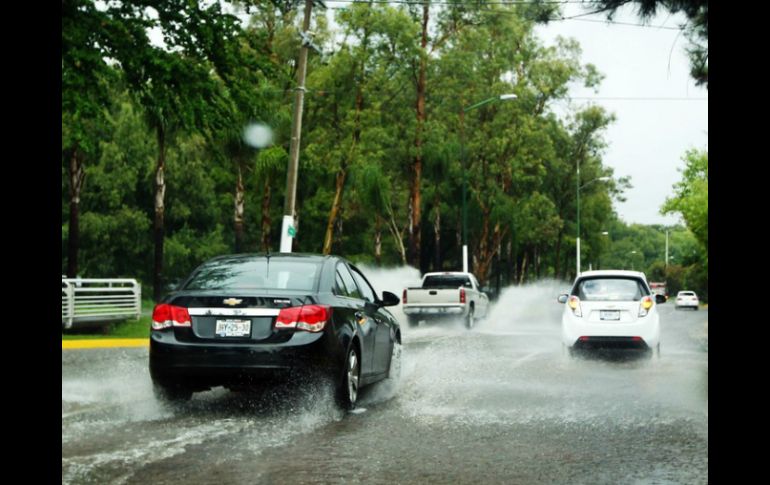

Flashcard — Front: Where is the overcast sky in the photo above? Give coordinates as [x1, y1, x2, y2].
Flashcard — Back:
[534, 3, 708, 227]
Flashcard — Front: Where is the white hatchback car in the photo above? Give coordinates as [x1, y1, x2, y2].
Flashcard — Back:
[675, 290, 699, 310]
[559, 270, 661, 357]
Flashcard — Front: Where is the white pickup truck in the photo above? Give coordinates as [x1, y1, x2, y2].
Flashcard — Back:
[402, 272, 490, 329]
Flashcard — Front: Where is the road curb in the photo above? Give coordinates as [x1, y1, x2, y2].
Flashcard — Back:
[62, 339, 149, 350]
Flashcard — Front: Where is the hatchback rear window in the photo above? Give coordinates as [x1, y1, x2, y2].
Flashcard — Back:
[574, 278, 648, 301]
[679, 292, 695, 296]
[184, 259, 321, 291]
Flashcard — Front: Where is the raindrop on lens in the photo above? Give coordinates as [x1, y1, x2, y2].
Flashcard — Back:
[243, 123, 274, 148]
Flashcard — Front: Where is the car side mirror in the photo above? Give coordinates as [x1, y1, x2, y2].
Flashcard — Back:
[557, 294, 568, 304]
[380, 291, 400, 307]
[655, 294, 666, 304]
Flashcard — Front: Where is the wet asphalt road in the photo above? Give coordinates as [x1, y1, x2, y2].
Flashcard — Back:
[62, 283, 708, 484]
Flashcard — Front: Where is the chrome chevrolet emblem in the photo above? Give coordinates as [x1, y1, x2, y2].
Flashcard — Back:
[223, 298, 243, 306]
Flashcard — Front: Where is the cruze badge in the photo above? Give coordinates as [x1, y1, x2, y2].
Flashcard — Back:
[223, 298, 243, 306]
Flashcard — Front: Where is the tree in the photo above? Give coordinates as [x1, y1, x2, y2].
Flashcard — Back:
[589, 0, 708, 87]
[62, 0, 121, 277]
[662, 148, 708, 254]
[94, 0, 243, 300]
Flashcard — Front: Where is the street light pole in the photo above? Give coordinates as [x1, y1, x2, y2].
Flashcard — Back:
[576, 161, 581, 277]
[576, 175, 611, 276]
[460, 94, 516, 273]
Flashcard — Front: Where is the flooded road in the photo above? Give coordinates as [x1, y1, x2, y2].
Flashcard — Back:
[62, 277, 708, 484]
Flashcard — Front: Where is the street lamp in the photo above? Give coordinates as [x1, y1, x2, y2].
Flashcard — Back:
[460, 93, 517, 272]
[576, 175, 611, 276]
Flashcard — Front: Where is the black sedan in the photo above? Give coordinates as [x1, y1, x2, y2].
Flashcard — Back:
[149, 253, 402, 410]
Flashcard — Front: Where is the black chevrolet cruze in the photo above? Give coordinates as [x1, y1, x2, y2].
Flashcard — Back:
[149, 253, 401, 409]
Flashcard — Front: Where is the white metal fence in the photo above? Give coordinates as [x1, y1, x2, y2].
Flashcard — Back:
[62, 278, 142, 329]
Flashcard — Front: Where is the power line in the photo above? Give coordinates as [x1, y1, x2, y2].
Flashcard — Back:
[323, 1, 685, 30]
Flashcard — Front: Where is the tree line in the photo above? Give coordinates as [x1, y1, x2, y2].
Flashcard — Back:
[62, 0, 707, 301]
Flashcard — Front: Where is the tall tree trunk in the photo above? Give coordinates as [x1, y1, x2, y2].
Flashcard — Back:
[505, 240, 513, 287]
[519, 249, 529, 285]
[433, 195, 441, 271]
[323, 80, 362, 254]
[153, 126, 167, 302]
[374, 214, 382, 265]
[474, 206, 491, 281]
[456, 218, 462, 270]
[66, 147, 85, 278]
[554, 228, 564, 280]
[234, 161, 245, 253]
[261, 176, 272, 252]
[408, 2, 429, 267]
[323, 168, 347, 255]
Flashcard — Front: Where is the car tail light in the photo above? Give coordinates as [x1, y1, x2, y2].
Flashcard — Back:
[638, 296, 653, 317]
[460, 288, 466, 304]
[568, 295, 582, 317]
[275, 305, 331, 333]
[402, 289, 407, 305]
[152, 304, 192, 330]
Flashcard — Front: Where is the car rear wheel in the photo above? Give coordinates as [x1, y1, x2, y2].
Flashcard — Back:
[387, 340, 402, 381]
[152, 380, 193, 403]
[562, 343, 575, 359]
[407, 316, 419, 328]
[465, 306, 475, 330]
[337, 346, 360, 410]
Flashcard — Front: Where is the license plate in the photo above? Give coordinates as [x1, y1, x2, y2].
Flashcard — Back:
[215, 319, 251, 337]
[600, 310, 620, 321]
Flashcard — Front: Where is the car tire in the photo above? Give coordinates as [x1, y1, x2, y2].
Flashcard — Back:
[563, 344, 574, 359]
[336, 345, 360, 411]
[649, 343, 661, 360]
[152, 380, 193, 403]
[465, 305, 475, 330]
[386, 339, 402, 381]
[407, 316, 419, 328]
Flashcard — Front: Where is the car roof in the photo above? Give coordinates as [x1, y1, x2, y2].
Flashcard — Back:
[423, 272, 471, 277]
[208, 253, 334, 262]
[576, 270, 648, 281]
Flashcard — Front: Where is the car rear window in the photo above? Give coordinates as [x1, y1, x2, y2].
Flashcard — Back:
[423, 275, 472, 289]
[679, 291, 695, 296]
[574, 277, 648, 301]
[184, 259, 321, 291]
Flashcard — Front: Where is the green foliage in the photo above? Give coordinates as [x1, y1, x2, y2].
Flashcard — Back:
[662, 148, 708, 254]
[62, 1, 707, 295]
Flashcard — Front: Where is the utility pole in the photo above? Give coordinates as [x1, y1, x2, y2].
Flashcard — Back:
[280, 0, 315, 252]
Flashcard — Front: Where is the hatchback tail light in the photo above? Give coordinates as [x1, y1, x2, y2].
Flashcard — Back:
[402, 289, 407, 305]
[638, 296, 653, 317]
[275, 305, 331, 333]
[460, 288, 466, 304]
[568, 295, 582, 317]
[152, 304, 191, 330]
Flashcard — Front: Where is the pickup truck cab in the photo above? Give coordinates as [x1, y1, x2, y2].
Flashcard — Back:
[402, 272, 489, 329]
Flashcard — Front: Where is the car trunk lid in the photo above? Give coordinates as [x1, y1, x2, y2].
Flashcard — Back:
[168, 292, 316, 343]
[580, 300, 642, 324]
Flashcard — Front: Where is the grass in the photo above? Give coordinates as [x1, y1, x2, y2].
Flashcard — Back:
[61, 299, 153, 340]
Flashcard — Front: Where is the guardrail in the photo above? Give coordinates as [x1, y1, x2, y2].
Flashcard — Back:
[62, 278, 142, 329]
